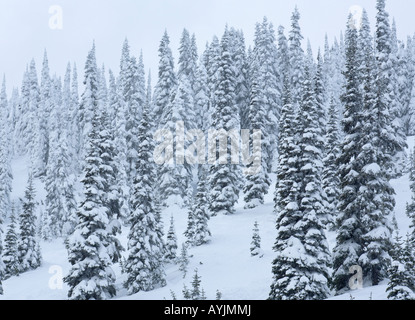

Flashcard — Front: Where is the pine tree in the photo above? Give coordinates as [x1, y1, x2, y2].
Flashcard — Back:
[178, 243, 190, 278]
[250, 221, 262, 257]
[153, 31, 177, 128]
[288, 7, 305, 106]
[36, 51, 52, 177]
[332, 17, 364, 294]
[243, 55, 271, 209]
[64, 108, 117, 300]
[18, 173, 42, 273]
[3, 202, 20, 278]
[270, 64, 330, 301]
[191, 269, 202, 300]
[191, 168, 211, 246]
[165, 215, 178, 262]
[0, 78, 13, 222]
[109, 70, 129, 223]
[124, 104, 166, 294]
[208, 27, 241, 216]
[386, 235, 415, 300]
[375, 0, 407, 178]
[322, 97, 341, 229]
[78, 43, 99, 161]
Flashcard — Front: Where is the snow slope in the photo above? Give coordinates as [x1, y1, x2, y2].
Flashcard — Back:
[1, 137, 415, 300]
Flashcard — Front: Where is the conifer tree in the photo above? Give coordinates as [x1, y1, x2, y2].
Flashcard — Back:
[386, 235, 415, 300]
[165, 215, 178, 262]
[322, 97, 341, 228]
[18, 173, 42, 273]
[64, 108, 117, 300]
[0, 78, 12, 221]
[332, 17, 364, 293]
[190, 169, 211, 246]
[375, 0, 407, 178]
[3, 202, 20, 278]
[124, 104, 166, 294]
[250, 221, 262, 257]
[208, 27, 241, 216]
[178, 243, 190, 278]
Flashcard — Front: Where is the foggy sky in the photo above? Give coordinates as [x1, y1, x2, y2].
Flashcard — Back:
[0, 0, 413, 94]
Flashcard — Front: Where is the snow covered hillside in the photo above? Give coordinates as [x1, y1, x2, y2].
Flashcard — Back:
[1, 137, 413, 301]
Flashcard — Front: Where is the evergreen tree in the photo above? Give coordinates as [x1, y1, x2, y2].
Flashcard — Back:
[208, 27, 241, 216]
[191, 269, 202, 300]
[243, 64, 271, 208]
[124, 104, 166, 294]
[109, 70, 129, 223]
[64, 108, 117, 300]
[322, 97, 341, 229]
[165, 215, 178, 262]
[332, 17, 364, 294]
[375, 0, 407, 178]
[18, 173, 42, 273]
[78, 43, 99, 161]
[0, 78, 13, 221]
[153, 31, 177, 128]
[386, 235, 415, 300]
[191, 169, 211, 246]
[3, 202, 20, 278]
[288, 7, 305, 106]
[178, 243, 190, 278]
[36, 51, 52, 177]
[270, 64, 330, 301]
[250, 221, 262, 257]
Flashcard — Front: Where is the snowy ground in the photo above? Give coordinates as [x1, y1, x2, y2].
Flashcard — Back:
[1, 138, 415, 300]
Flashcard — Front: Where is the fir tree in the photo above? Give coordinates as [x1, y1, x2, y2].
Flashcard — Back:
[191, 168, 211, 246]
[124, 104, 166, 294]
[322, 97, 341, 229]
[64, 108, 117, 300]
[165, 215, 178, 262]
[250, 221, 262, 257]
[332, 16, 364, 294]
[178, 243, 190, 278]
[386, 235, 415, 300]
[191, 269, 202, 300]
[18, 173, 42, 273]
[0, 78, 13, 221]
[208, 27, 241, 216]
[3, 202, 20, 278]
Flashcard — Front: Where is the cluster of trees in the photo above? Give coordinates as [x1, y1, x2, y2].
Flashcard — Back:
[1, 0, 415, 299]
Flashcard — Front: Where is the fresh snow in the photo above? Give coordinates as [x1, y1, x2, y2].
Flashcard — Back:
[1, 138, 415, 300]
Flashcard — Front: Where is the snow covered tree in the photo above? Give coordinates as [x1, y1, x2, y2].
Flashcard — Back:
[375, 0, 407, 178]
[250, 221, 262, 257]
[332, 17, 365, 294]
[64, 108, 117, 300]
[386, 235, 415, 300]
[191, 269, 202, 300]
[188, 168, 211, 246]
[124, 103, 166, 294]
[78, 43, 99, 161]
[18, 173, 42, 273]
[178, 243, 190, 278]
[165, 215, 178, 262]
[0, 78, 12, 221]
[288, 7, 305, 106]
[208, 27, 241, 216]
[243, 39, 272, 209]
[108, 70, 129, 223]
[322, 97, 341, 229]
[2, 202, 20, 278]
[270, 65, 331, 300]
[153, 31, 177, 128]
